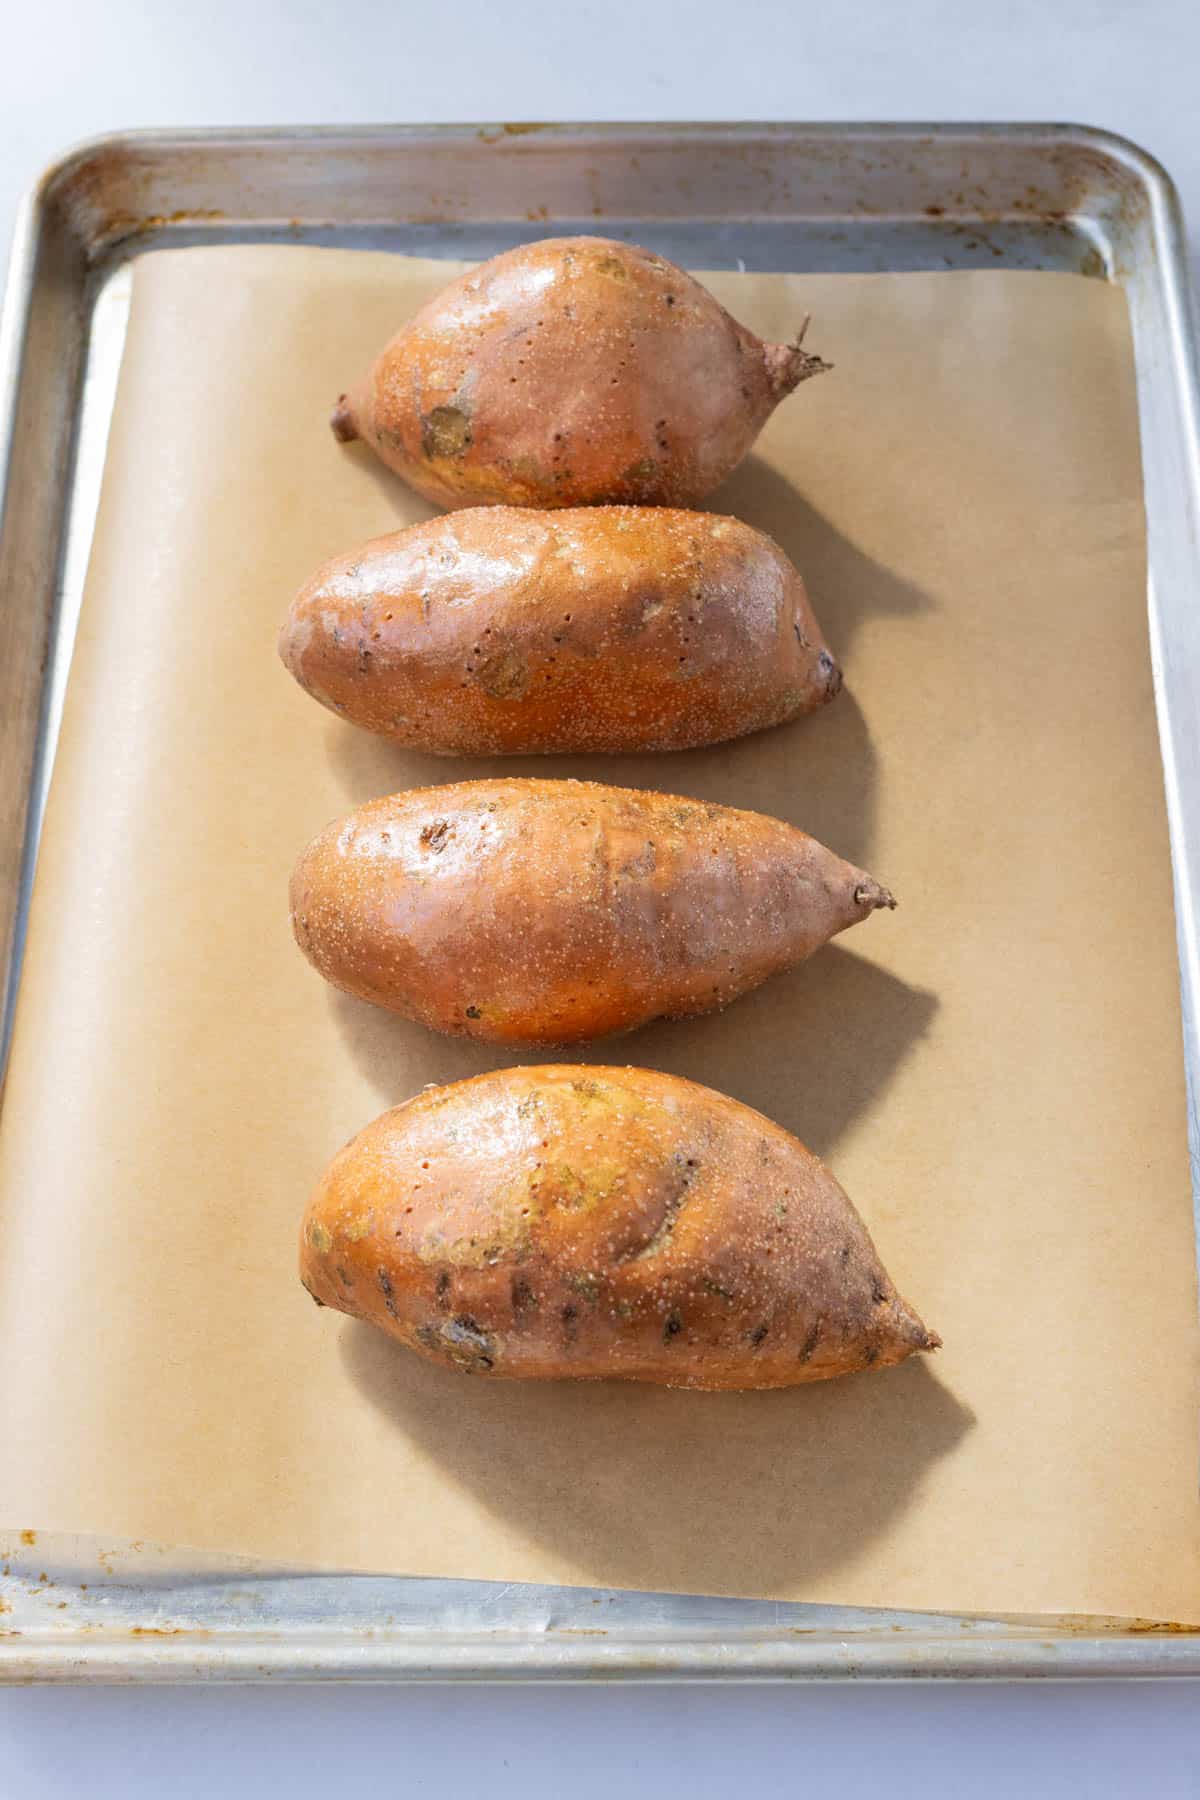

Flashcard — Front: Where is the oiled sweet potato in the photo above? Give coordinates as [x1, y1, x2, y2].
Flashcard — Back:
[330, 236, 829, 509]
[300, 1066, 938, 1389]
[279, 506, 840, 755]
[290, 779, 894, 1044]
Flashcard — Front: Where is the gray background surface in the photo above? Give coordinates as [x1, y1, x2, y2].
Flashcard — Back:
[1, 0, 1197, 1791]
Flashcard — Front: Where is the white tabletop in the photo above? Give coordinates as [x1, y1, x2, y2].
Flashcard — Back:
[2, 0, 1199, 1792]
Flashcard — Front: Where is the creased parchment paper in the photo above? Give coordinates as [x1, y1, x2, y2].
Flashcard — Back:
[0, 246, 1196, 1619]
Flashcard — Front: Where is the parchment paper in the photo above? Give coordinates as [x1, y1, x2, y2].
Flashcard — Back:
[1, 246, 1197, 1619]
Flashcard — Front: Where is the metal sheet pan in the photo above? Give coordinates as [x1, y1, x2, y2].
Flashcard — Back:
[2, 122, 1199, 1682]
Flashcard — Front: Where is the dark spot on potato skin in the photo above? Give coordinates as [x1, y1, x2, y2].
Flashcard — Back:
[798, 1322, 821, 1364]
[702, 1277, 736, 1302]
[446, 1316, 494, 1368]
[436, 1271, 452, 1309]
[620, 841, 657, 879]
[749, 1322, 769, 1348]
[511, 1278, 536, 1313]
[420, 819, 452, 853]
[417, 1315, 494, 1370]
[377, 1268, 398, 1318]
[561, 1303, 579, 1342]
[421, 405, 472, 459]
[476, 645, 529, 700]
[663, 1310, 683, 1342]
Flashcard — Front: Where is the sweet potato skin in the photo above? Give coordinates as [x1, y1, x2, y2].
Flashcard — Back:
[330, 236, 828, 509]
[300, 1066, 937, 1389]
[279, 506, 840, 755]
[290, 779, 894, 1044]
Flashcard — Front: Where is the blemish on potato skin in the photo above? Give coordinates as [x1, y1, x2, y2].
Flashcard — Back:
[416, 1315, 495, 1370]
[309, 1220, 332, 1253]
[377, 1268, 398, 1318]
[701, 1277, 736, 1302]
[420, 405, 472, 459]
[620, 841, 657, 878]
[445, 1316, 494, 1369]
[511, 1278, 537, 1313]
[475, 645, 529, 700]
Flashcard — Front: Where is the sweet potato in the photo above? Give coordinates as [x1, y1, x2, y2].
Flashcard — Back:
[330, 236, 829, 509]
[279, 506, 840, 755]
[300, 1066, 938, 1389]
[290, 778, 894, 1044]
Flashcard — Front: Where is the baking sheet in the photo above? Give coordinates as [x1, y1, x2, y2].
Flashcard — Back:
[0, 245, 1195, 1619]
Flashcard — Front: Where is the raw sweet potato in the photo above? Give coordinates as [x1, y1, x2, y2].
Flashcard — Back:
[278, 506, 840, 754]
[290, 778, 894, 1044]
[300, 1065, 938, 1389]
[330, 236, 829, 509]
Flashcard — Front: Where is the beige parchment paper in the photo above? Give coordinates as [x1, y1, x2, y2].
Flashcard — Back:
[1, 245, 1197, 1619]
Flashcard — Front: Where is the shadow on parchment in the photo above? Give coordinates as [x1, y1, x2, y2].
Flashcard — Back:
[340, 1321, 970, 1596]
[711, 455, 934, 655]
[331, 437, 441, 530]
[329, 943, 937, 1163]
[325, 686, 882, 871]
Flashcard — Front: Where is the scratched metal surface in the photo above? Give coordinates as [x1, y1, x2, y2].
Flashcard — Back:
[1, 124, 1198, 1681]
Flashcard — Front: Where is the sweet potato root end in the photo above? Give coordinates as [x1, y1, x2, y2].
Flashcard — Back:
[330, 395, 359, 443]
[765, 318, 834, 396]
[853, 879, 897, 912]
